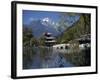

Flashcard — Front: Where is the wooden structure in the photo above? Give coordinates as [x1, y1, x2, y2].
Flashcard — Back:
[44, 32, 56, 47]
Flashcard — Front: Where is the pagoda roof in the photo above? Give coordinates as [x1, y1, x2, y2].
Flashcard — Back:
[45, 40, 56, 43]
[45, 36, 55, 39]
[44, 32, 52, 36]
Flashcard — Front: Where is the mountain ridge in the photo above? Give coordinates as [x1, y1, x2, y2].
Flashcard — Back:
[23, 19, 60, 38]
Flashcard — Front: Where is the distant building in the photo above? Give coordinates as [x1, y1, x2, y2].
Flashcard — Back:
[53, 44, 71, 53]
[44, 32, 56, 47]
[69, 34, 91, 49]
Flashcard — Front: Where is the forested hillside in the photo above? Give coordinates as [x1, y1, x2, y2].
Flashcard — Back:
[57, 13, 91, 43]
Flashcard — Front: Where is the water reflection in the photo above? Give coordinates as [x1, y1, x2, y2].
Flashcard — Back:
[23, 46, 90, 69]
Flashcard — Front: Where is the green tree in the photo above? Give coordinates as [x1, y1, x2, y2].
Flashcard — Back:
[39, 35, 45, 46]
[23, 26, 34, 46]
[57, 13, 91, 43]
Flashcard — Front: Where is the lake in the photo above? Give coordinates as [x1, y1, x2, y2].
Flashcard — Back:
[23, 46, 74, 69]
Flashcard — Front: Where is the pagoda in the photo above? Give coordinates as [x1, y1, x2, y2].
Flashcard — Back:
[44, 32, 56, 47]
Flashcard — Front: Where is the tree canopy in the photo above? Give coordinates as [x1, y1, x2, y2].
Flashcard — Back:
[57, 13, 91, 43]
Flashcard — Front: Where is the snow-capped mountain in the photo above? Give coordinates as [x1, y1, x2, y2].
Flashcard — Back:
[23, 16, 80, 38]
[24, 18, 61, 38]
[41, 18, 64, 32]
[41, 17, 56, 27]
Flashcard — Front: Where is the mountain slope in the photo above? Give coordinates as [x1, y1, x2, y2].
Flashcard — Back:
[57, 14, 91, 43]
[23, 20, 60, 38]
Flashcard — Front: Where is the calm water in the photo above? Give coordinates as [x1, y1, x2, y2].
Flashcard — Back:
[23, 46, 74, 69]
